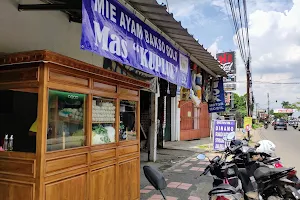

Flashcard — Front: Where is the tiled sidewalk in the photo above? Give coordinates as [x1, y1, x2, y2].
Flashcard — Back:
[140, 155, 213, 200]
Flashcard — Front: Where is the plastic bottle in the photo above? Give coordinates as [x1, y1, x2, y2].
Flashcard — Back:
[8, 135, 13, 151]
[3, 134, 8, 151]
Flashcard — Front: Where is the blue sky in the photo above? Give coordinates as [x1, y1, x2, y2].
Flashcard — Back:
[156, 0, 300, 113]
[156, 0, 236, 52]
[156, 0, 293, 53]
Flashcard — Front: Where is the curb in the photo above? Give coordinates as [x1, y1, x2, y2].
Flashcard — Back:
[164, 153, 200, 172]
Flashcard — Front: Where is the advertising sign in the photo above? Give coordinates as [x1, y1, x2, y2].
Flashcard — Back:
[224, 83, 237, 91]
[273, 109, 296, 113]
[217, 52, 236, 74]
[213, 120, 236, 151]
[225, 92, 231, 106]
[208, 78, 226, 113]
[244, 117, 253, 131]
[223, 74, 236, 83]
[81, 0, 192, 88]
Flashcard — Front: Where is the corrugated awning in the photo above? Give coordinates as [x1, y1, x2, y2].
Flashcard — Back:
[125, 0, 226, 76]
[19, 0, 226, 76]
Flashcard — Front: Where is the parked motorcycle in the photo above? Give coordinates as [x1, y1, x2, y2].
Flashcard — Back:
[224, 140, 300, 199]
[143, 135, 300, 200]
[196, 150, 245, 199]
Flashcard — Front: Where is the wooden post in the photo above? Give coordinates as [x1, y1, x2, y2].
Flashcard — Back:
[35, 64, 48, 200]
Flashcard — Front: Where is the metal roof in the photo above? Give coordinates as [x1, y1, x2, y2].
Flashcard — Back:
[124, 0, 226, 76]
[18, 0, 226, 77]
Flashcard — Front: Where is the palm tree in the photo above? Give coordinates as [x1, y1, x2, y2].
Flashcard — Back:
[281, 101, 290, 108]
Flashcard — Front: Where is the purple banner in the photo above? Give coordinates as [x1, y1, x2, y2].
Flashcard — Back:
[81, 0, 192, 88]
[213, 120, 236, 151]
[208, 78, 226, 113]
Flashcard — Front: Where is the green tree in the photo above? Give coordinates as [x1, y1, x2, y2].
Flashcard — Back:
[282, 101, 290, 108]
[270, 109, 285, 118]
[233, 93, 247, 118]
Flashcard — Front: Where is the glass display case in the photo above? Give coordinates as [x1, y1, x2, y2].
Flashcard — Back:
[47, 90, 86, 151]
[119, 100, 137, 141]
[92, 96, 116, 145]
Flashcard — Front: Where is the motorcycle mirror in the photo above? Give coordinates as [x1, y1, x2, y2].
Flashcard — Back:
[196, 154, 206, 160]
[143, 166, 167, 190]
[226, 132, 236, 141]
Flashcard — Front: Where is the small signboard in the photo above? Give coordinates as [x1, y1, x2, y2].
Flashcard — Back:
[244, 117, 253, 131]
[213, 120, 236, 151]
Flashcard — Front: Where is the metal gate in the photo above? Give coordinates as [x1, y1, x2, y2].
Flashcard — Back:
[180, 101, 210, 140]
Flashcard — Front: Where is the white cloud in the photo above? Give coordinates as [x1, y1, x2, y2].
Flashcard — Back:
[207, 36, 223, 58]
[234, 0, 300, 110]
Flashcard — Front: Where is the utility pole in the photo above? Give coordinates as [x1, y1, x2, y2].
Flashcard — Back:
[246, 60, 251, 139]
[256, 103, 258, 121]
[267, 93, 270, 121]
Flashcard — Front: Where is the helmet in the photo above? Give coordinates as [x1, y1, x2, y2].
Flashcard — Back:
[256, 140, 276, 157]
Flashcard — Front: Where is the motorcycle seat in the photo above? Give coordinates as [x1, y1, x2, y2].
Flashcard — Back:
[209, 184, 238, 195]
[254, 166, 291, 180]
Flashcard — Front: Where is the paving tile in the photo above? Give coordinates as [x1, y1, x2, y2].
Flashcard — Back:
[184, 163, 193, 165]
[189, 167, 200, 171]
[177, 185, 191, 190]
[177, 183, 192, 190]
[148, 194, 164, 200]
[166, 197, 178, 200]
[145, 185, 155, 190]
[188, 196, 201, 200]
[174, 169, 183, 172]
[198, 168, 206, 171]
[167, 182, 181, 188]
[140, 189, 152, 194]
[180, 183, 192, 187]
[198, 161, 208, 165]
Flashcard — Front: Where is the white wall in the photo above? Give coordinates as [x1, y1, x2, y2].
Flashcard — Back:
[0, 0, 104, 66]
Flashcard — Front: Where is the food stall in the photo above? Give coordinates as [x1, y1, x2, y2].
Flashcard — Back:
[0, 50, 148, 200]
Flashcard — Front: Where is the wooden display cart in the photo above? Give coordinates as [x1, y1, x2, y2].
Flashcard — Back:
[0, 50, 149, 200]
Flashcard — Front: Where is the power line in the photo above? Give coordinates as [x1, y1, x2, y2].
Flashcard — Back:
[225, 0, 253, 120]
[236, 81, 300, 84]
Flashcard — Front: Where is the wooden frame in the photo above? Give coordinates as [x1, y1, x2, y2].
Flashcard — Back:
[0, 50, 149, 200]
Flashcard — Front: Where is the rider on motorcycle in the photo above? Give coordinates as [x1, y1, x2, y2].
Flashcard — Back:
[264, 118, 268, 129]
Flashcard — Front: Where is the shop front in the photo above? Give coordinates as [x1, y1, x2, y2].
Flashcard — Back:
[178, 65, 213, 141]
[0, 50, 148, 200]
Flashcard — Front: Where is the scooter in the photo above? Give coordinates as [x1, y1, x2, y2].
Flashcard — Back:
[228, 141, 300, 199]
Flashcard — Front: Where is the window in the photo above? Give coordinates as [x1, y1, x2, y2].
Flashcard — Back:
[119, 100, 136, 141]
[92, 97, 116, 145]
[0, 89, 38, 153]
[47, 90, 86, 151]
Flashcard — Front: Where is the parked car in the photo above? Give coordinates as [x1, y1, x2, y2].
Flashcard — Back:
[274, 118, 287, 130]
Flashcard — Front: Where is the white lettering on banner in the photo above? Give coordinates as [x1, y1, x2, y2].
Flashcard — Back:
[93, 0, 178, 62]
[94, 0, 117, 23]
[136, 45, 177, 80]
[94, 21, 128, 58]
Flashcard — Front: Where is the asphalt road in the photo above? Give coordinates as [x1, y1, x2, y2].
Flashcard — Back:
[261, 125, 300, 170]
